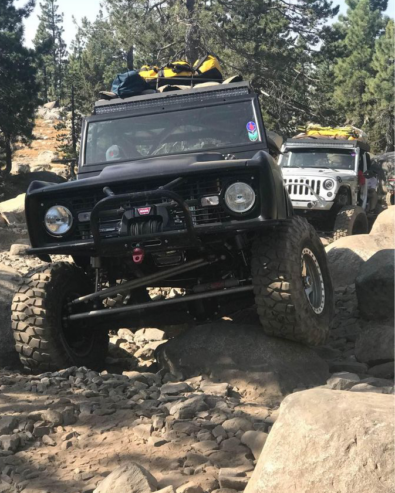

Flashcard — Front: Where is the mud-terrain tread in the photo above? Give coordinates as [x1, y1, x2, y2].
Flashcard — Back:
[251, 216, 333, 346]
[333, 205, 368, 241]
[11, 263, 108, 373]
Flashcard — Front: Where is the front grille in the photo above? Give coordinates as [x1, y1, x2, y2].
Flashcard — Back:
[64, 174, 256, 241]
[283, 177, 321, 198]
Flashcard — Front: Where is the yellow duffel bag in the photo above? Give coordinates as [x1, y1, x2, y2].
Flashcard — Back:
[157, 61, 195, 86]
[139, 65, 159, 88]
[193, 54, 223, 82]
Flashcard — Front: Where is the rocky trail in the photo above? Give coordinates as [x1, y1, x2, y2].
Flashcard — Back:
[0, 234, 394, 492]
[0, 115, 394, 492]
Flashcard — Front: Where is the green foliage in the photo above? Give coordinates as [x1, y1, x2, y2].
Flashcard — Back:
[102, 0, 339, 134]
[0, 0, 39, 175]
[333, 0, 387, 126]
[34, 0, 68, 103]
[68, 11, 126, 114]
[366, 18, 394, 152]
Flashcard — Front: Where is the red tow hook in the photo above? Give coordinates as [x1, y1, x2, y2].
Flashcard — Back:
[132, 247, 145, 264]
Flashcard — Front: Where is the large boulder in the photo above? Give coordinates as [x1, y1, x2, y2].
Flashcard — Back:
[43, 100, 59, 110]
[326, 207, 395, 288]
[326, 234, 394, 288]
[36, 106, 61, 121]
[0, 264, 20, 367]
[355, 324, 394, 365]
[157, 323, 329, 406]
[355, 250, 394, 320]
[35, 150, 59, 165]
[370, 206, 395, 239]
[0, 193, 26, 225]
[245, 389, 395, 493]
[93, 463, 157, 493]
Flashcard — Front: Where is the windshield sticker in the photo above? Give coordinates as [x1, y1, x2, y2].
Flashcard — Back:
[247, 121, 258, 141]
[106, 145, 121, 161]
[248, 130, 259, 141]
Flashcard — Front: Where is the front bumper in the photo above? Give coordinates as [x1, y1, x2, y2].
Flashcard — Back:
[27, 186, 281, 257]
[291, 199, 334, 211]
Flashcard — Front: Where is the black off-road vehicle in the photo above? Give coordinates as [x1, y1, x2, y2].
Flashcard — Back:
[12, 81, 333, 372]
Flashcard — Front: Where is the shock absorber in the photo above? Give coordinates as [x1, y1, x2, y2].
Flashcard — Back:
[234, 234, 248, 267]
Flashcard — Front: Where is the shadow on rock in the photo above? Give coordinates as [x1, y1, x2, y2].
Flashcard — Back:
[156, 322, 329, 407]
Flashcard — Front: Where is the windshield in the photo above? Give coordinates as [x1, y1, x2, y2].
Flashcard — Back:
[280, 149, 357, 170]
[84, 101, 261, 165]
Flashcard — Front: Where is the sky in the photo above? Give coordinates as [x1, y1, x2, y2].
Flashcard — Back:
[18, 0, 395, 48]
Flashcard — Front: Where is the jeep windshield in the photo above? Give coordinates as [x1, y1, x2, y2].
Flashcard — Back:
[84, 101, 261, 165]
[280, 149, 357, 171]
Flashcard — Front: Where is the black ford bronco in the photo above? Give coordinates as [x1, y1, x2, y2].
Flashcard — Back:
[12, 81, 333, 372]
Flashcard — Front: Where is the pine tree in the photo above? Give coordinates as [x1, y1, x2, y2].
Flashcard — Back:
[333, 0, 388, 127]
[68, 12, 126, 113]
[34, 0, 67, 102]
[366, 18, 394, 152]
[103, 0, 339, 134]
[0, 0, 39, 175]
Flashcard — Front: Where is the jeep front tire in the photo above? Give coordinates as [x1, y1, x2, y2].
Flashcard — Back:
[11, 263, 108, 373]
[251, 216, 333, 346]
[333, 205, 368, 241]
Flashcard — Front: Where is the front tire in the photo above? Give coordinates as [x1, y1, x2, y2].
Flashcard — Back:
[251, 216, 333, 346]
[11, 263, 108, 373]
[333, 205, 368, 241]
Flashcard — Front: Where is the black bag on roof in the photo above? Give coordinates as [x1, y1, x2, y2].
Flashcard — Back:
[111, 70, 149, 98]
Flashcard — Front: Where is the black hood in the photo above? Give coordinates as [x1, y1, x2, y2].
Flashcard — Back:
[27, 152, 255, 197]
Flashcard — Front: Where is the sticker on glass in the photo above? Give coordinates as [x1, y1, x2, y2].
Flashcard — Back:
[246, 121, 257, 133]
[248, 130, 259, 141]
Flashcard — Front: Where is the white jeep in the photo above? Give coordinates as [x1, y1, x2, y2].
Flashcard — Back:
[278, 138, 380, 240]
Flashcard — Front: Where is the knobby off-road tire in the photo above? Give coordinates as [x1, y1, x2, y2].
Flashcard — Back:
[251, 216, 333, 346]
[12, 262, 108, 373]
[333, 205, 368, 241]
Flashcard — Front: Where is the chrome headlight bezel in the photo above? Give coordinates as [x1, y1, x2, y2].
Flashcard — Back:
[323, 179, 335, 190]
[44, 205, 73, 236]
[224, 182, 256, 214]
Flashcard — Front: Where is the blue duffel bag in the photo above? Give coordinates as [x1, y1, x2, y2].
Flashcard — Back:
[111, 70, 149, 98]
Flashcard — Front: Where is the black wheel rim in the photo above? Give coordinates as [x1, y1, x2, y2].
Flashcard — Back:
[60, 293, 95, 357]
[301, 247, 325, 314]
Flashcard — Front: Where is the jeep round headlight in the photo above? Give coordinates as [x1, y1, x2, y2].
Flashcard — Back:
[44, 206, 73, 235]
[224, 182, 255, 213]
[323, 179, 335, 190]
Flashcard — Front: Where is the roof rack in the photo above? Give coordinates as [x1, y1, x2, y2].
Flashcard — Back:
[94, 81, 252, 116]
[285, 138, 370, 152]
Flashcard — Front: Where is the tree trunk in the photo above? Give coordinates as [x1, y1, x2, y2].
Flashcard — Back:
[127, 46, 134, 70]
[185, 0, 200, 64]
[4, 137, 12, 176]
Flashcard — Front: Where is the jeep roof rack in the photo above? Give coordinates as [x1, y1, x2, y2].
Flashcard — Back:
[284, 138, 370, 152]
[94, 81, 252, 116]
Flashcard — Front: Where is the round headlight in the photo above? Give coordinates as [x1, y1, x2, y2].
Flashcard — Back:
[45, 206, 73, 236]
[323, 179, 334, 190]
[224, 182, 255, 213]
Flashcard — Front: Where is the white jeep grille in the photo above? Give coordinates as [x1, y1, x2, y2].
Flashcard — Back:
[284, 177, 322, 199]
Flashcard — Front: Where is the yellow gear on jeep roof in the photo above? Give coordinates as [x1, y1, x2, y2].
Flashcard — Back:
[297, 124, 367, 142]
[193, 54, 223, 82]
[139, 65, 159, 87]
[140, 54, 223, 88]
[157, 61, 195, 86]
